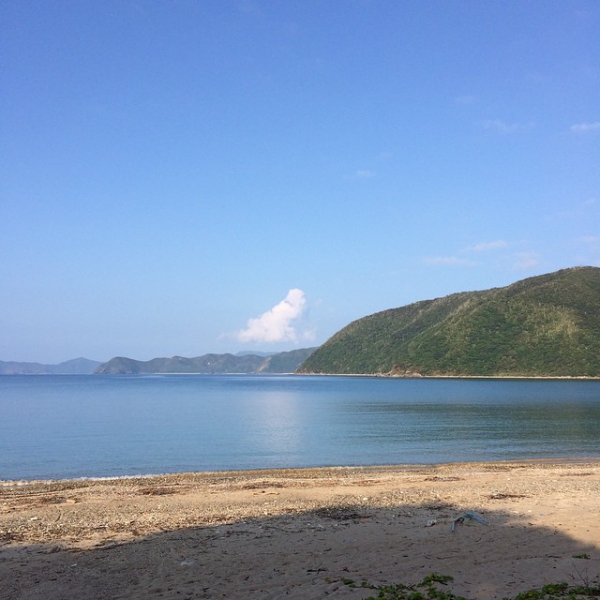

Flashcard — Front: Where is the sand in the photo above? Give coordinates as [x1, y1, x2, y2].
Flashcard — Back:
[1, 460, 599, 599]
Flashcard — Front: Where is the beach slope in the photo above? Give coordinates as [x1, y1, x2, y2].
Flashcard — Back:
[1, 461, 599, 599]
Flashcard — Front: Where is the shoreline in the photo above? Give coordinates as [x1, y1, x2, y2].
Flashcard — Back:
[2, 459, 599, 599]
[4, 372, 600, 379]
[4, 455, 600, 486]
[299, 371, 600, 380]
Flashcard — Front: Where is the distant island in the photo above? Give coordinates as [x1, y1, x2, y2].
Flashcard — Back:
[95, 348, 317, 374]
[298, 266, 600, 378]
[0, 357, 101, 375]
[1, 349, 317, 376]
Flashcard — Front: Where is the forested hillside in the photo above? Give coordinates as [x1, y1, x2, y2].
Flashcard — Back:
[298, 267, 600, 377]
[95, 348, 316, 374]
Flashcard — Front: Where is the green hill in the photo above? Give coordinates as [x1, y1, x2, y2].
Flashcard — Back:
[95, 348, 317, 374]
[298, 267, 600, 377]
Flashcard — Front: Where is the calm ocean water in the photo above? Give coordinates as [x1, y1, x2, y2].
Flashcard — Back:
[1, 374, 599, 481]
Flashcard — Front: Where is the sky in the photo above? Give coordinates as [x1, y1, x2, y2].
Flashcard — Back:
[1, 1, 599, 364]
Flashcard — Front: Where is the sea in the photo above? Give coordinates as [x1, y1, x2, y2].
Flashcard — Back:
[1, 374, 599, 481]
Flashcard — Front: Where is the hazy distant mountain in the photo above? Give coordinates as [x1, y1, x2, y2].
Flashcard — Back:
[0, 357, 101, 375]
[95, 348, 317, 374]
[298, 267, 600, 377]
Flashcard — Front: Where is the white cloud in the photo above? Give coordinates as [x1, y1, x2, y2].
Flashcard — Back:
[570, 122, 600, 133]
[481, 120, 533, 134]
[553, 198, 599, 220]
[465, 240, 509, 252]
[512, 252, 540, 270]
[424, 241, 512, 269]
[423, 256, 476, 267]
[237, 289, 311, 344]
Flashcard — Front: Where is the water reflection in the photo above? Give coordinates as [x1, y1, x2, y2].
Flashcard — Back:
[1, 375, 599, 479]
[244, 391, 304, 458]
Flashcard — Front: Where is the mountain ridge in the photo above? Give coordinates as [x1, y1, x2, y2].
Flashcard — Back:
[95, 348, 317, 374]
[0, 357, 102, 375]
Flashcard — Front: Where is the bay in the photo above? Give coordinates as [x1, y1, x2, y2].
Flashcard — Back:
[1, 374, 599, 481]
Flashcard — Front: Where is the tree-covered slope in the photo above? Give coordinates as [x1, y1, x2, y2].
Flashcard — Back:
[95, 348, 316, 374]
[298, 267, 600, 377]
[94, 354, 266, 374]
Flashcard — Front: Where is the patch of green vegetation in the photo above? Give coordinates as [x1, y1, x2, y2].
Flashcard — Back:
[299, 267, 600, 377]
[511, 582, 600, 599]
[355, 573, 466, 600]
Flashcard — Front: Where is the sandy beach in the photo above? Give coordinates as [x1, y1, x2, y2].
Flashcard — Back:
[1, 460, 599, 599]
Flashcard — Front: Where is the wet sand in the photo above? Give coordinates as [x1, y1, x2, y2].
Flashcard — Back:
[1, 460, 599, 599]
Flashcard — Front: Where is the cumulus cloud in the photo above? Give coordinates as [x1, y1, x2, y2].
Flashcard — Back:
[237, 289, 311, 344]
[570, 122, 600, 133]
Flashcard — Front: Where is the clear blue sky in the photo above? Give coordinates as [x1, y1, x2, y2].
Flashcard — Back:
[2, 1, 599, 363]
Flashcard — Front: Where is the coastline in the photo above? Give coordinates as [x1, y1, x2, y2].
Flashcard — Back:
[298, 371, 600, 380]
[2, 460, 599, 599]
[5, 371, 599, 379]
[3, 456, 600, 486]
